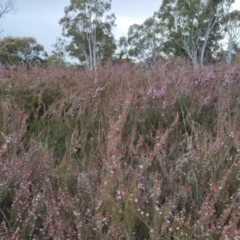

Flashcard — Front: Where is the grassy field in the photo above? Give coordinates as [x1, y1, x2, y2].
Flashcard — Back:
[0, 58, 240, 239]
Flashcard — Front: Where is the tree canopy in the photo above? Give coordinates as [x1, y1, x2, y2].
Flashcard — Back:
[3, 0, 237, 70]
[127, 14, 164, 62]
[159, 0, 235, 67]
[0, 37, 47, 68]
[219, 9, 240, 63]
[117, 0, 240, 68]
[59, 0, 116, 70]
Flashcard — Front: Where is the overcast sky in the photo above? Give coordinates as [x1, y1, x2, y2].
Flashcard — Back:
[0, 0, 240, 57]
[0, 0, 162, 56]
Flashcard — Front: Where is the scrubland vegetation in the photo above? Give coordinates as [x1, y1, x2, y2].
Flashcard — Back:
[0, 59, 240, 239]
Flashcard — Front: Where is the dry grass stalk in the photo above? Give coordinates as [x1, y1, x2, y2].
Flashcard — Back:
[1, 61, 240, 239]
[106, 91, 134, 162]
[142, 113, 179, 180]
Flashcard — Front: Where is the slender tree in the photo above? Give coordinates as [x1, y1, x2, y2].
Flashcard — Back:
[159, 0, 235, 68]
[48, 37, 68, 67]
[59, 0, 116, 72]
[220, 10, 240, 64]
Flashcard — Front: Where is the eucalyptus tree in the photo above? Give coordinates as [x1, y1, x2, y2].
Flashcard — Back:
[59, 0, 116, 71]
[220, 10, 240, 64]
[117, 36, 129, 60]
[159, 0, 235, 68]
[126, 14, 165, 63]
[0, 37, 47, 68]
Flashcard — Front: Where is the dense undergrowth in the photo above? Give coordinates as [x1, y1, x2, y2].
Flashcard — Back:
[0, 58, 240, 239]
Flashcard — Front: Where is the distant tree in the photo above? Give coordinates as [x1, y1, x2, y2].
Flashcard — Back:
[116, 36, 129, 60]
[47, 37, 68, 67]
[52, 38, 67, 60]
[127, 14, 165, 63]
[220, 10, 240, 64]
[59, 0, 116, 72]
[0, 37, 47, 69]
[46, 53, 67, 67]
[159, 0, 235, 68]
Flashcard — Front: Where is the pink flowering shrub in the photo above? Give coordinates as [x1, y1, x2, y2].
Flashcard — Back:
[0, 60, 240, 239]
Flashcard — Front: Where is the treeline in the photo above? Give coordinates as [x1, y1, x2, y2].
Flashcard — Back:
[0, 0, 240, 69]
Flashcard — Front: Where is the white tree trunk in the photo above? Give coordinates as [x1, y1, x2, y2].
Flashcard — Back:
[200, 19, 216, 67]
[226, 36, 233, 64]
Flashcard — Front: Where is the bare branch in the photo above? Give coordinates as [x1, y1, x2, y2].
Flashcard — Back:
[0, 0, 15, 19]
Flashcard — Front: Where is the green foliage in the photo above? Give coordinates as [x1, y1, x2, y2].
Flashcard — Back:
[0, 82, 69, 165]
[133, 220, 149, 240]
[136, 108, 160, 134]
[226, 166, 240, 196]
[25, 117, 71, 164]
[219, 10, 240, 63]
[0, 189, 13, 224]
[0, 37, 47, 67]
[126, 14, 164, 62]
[15, 88, 39, 111]
[0, 84, 38, 111]
[158, 0, 234, 67]
[46, 53, 67, 67]
[123, 200, 136, 230]
[59, 0, 116, 69]
[60, 171, 78, 197]
[40, 85, 62, 109]
[214, 199, 225, 218]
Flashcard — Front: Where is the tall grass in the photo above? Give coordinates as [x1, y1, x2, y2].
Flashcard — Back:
[0, 58, 240, 239]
